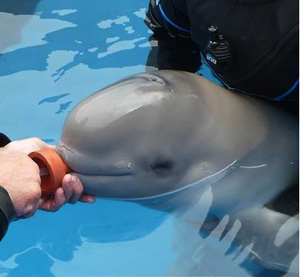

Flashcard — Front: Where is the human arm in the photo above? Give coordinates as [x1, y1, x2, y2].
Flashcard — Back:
[0, 136, 95, 241]
[0, 133, 15, 240]
[0, 151, 41, 241]
[0, 186, 16, 241]
[0, 137, 96, 210]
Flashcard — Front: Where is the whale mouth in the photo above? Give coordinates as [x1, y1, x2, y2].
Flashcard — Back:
[56, 144, 134, 177]
[75, 171, 133, 177]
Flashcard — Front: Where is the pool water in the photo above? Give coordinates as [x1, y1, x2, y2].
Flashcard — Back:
[0, 1, 177, 276]
[0, 1, 298, 276]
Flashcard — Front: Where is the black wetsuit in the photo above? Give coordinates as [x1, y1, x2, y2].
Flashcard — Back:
[0, 133, 16, 241]
[145, 0, 299, 114]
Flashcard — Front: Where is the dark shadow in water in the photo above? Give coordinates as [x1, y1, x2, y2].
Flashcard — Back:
[0, 0, 40, 14]
[0, 200, 168, 276]
[38, 93, 69, 105]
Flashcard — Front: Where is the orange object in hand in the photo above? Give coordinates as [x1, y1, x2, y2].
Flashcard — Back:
[29, 149, 70, 196]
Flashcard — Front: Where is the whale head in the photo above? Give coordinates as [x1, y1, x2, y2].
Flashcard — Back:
[56, 70, 267, 201]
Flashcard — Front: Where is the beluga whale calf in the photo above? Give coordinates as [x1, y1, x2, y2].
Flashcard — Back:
[56, 70, 298, 275]
[57, 70, 298, 204]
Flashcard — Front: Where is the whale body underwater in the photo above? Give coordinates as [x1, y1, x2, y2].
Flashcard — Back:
[56, 70, 298, 273]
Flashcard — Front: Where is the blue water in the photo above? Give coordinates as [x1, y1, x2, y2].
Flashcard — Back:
[1, 1, 297, 276]
[0, 1, 178, 275]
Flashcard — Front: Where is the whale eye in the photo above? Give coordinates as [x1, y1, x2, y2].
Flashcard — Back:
[149, 160, 174, 176]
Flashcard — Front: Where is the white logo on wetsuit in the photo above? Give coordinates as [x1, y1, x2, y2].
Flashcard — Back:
[206, 53, 217, 65]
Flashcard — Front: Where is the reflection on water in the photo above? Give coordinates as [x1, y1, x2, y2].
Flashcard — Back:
[0, 0, 298, 276]
[172, 188, 299, 276]
[0, 0, 150, 79]
[0, 200, 171, 276]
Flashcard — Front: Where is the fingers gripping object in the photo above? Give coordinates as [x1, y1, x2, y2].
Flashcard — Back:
[29, 149, 70, 196]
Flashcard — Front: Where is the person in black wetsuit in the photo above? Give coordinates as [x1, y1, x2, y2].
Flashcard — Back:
[0, 133, 95, 241]
[145, 0, 299, 114]
[145, 3, 299, 274]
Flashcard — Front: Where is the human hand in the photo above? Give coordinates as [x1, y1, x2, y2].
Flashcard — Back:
[0, 152, 41, 219]
[39, 174, 95, 212]
[1, 137, 96, 214]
